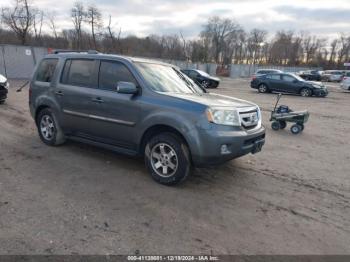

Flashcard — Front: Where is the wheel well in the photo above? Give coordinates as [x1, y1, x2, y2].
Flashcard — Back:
[139, 125, 190, 156]
[35, 105, 50, 123]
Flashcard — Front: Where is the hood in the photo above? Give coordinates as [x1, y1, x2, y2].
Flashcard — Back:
[0, 74, 7, 84]
[208, 76, 220, 82]
[165, 92, 257, 109]
[305, 81, 326, 88]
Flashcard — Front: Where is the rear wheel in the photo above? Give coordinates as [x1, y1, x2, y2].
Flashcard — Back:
[258, 84, 268, 93]
[300, 88, 312, 97]
[271, 121, 280, 130]
[279, 121, 287, 129]
[144, 133, 191, 186]
[36, 108, 66, 146]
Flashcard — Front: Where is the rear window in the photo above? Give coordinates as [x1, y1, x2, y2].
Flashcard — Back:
[36, 58, 58, 82]
[61, 59, 95, 87]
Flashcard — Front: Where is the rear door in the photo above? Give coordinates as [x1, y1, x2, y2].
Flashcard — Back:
[265, 74, 282, 91]
[55, 58, 98, 135]
[87, 60, 141, 151]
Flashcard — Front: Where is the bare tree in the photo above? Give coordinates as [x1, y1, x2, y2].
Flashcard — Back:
[106, 14, 122, 53]
[1, 0, 35, 45]
[33, 8, 43, 42]
[71, 1, 85, 49]
[46, 11, 58, 39]
[86, 5, 102, 50]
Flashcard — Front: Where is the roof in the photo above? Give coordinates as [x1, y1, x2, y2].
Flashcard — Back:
[45, 51, 173, 67]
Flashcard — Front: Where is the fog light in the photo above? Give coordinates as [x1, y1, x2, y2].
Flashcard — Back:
[221, 144, 231, 155]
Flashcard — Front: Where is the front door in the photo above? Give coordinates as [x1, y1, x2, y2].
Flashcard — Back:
[87, 60, 141, 151]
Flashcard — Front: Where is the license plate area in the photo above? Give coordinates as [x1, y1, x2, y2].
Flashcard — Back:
[252, 140, 264, 154]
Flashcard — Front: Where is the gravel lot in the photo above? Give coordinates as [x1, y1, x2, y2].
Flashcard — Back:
[0, 78, 349, 255]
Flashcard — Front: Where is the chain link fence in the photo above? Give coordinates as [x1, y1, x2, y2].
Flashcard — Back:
[0, 44, 320, 79]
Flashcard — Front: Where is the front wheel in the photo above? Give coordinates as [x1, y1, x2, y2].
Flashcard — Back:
[144, 133, 191, 186]
[271, 121, 280, 130]
[201, 80, 210, 89]
[290, 124, 302, 135]
[300, 88, 312, 97]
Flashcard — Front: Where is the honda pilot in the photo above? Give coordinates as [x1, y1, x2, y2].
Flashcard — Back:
[29, 52, 265, 185]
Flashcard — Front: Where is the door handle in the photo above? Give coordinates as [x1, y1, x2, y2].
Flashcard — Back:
[91, 97, 104, 103]
[55, 90, 64, 96]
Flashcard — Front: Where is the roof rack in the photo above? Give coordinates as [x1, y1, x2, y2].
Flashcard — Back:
[52, 49, 99, 54]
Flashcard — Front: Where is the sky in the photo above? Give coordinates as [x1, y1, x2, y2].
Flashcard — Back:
[1, 0, 350, 40]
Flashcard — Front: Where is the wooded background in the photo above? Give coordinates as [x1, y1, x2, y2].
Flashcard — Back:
[1, 0, 349, 69]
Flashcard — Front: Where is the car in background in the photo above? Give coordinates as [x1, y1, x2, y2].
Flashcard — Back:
[340, 71, 350, 91]
[321, 70, 343, 82]
[251, 72, 328, 97]
[180, 69, 220, 88]
[0, 74, 9, 104]
[252, 69, 283, 79]
[298, 70, 322, 81]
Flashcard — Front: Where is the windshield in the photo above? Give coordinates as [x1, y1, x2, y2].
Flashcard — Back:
[136, 62, 204, 94]
[197, 70, 211, 77]
[290, 73, 305, 81]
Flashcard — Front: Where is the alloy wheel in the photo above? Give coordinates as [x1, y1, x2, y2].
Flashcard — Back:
[150, 143, 178, 177]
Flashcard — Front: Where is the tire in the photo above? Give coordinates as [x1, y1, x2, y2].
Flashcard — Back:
[279, 121, 287, 129]
[300, 124, 304, 131]
[258, 84, 268, 93]
[271, 121, 280, 130]
[300, 88, 312, 97]
[36, 108, 66, 146]
[201, 80, 210, 89]
[144, 132, 191, 186]
[290, 124, 302, 135]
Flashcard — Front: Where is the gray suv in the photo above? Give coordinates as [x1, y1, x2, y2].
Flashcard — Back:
[29, 52, 265, 185]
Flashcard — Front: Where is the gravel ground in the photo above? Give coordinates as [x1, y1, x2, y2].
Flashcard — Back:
[0, 79, 349, 255]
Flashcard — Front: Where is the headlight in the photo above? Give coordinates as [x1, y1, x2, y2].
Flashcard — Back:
[312, 84, 321, 88]
[206, 107, 241, 126]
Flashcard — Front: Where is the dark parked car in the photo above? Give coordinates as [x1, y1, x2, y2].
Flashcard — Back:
[298, 70, 322, 81]
[251, 73, 328, 97]
[0, 74, 9, 104]
[29, 52, 265, 185]
[180, 69, 220, 88]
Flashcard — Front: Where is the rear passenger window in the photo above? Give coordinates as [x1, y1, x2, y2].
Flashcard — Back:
[267, 74, 281, 80]
[62, 59, 95, 87]
[99, 61, 137, 91]
[36, 59, 58, 82]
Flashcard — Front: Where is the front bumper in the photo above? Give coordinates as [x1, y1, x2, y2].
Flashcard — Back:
[313, 88, 328, 97]
[191, 125, 266, 167]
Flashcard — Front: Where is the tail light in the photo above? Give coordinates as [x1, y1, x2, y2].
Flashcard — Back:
[251, 75, 256, 81]
[343, 77, 348, 81]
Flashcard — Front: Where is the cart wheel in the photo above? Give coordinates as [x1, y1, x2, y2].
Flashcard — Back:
[279, 121, 287, 129]
[290, 124, 302, 134]
[300, 124, 304, 131]
[271, 121, 281, 130]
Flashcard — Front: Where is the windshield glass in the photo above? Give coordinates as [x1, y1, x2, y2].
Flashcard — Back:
[289, 73, 305, 81]
[136, 62, 204, 94]
[197, 70, 211, 77]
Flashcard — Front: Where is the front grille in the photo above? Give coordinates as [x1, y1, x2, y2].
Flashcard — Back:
[239, 108, 259, 129]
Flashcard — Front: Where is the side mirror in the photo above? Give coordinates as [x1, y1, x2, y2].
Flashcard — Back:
[117, 82, 138, 94]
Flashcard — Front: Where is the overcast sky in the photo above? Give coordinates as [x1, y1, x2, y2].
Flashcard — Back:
[2, 0, 350, 39]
